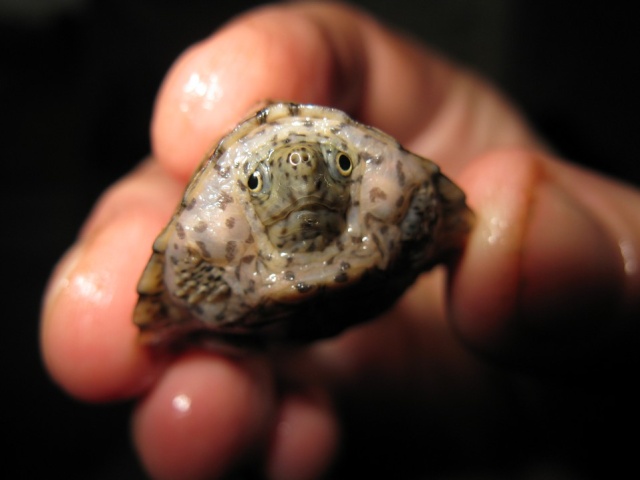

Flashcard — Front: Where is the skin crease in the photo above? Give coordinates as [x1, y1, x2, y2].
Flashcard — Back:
[40, 2, 639, 479]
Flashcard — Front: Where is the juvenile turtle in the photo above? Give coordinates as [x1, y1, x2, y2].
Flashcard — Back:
[134, 102, 473, 346]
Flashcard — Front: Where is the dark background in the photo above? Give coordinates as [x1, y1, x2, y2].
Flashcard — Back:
[1, 1, 637, 478]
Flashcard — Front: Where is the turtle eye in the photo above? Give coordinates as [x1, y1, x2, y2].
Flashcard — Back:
[247, 170, 263, 192]
[335, 153, 353, 176]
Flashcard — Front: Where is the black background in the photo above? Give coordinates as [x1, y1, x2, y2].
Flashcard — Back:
[1, 1, 638, 478]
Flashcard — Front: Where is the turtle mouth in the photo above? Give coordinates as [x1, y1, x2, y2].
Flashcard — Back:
[264, 197, 342, 226]
[265, 198, 347, 251]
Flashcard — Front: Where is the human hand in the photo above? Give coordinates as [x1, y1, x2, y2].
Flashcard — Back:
[41, 2, 639, 479]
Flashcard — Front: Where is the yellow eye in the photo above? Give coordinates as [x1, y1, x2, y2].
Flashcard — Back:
[247, 170, 263, 192]
[336, 153, 353, 176]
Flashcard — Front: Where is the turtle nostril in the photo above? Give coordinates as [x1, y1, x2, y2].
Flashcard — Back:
[289, 152, 302, 166]
[288, 150, 313, 166]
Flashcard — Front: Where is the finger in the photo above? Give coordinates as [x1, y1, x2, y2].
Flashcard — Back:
[41, 161, 182, 401]
[450, 149, 640, 375]
[151, 2, 542, 182]
[132, 353, 274, 480]
[265, 390, 339, 480]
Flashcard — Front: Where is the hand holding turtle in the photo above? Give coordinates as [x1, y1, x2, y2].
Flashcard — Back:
[41, 3, 639, 479]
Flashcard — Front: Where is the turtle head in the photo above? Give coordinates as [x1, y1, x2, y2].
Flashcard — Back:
[246, 142, 354, 252]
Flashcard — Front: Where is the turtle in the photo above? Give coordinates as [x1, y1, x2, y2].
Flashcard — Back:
[134, 102, 473, 346]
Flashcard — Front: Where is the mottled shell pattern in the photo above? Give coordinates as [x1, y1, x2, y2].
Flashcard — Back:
[134, 103, 473, 345]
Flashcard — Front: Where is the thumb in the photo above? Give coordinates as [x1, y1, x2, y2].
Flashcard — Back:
[450, 149, 639, 378]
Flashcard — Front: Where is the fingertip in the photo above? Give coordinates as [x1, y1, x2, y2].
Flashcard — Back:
[41, 164, 180, 401]
[133, 353, 274, 480]
[151, 4, 342, 180]
[41, 212, 165, 402]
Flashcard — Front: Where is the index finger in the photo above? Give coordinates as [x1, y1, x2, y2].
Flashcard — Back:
[151, 1, 542, 181]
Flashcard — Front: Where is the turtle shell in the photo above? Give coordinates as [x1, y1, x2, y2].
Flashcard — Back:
[134, 102, 473, 346]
